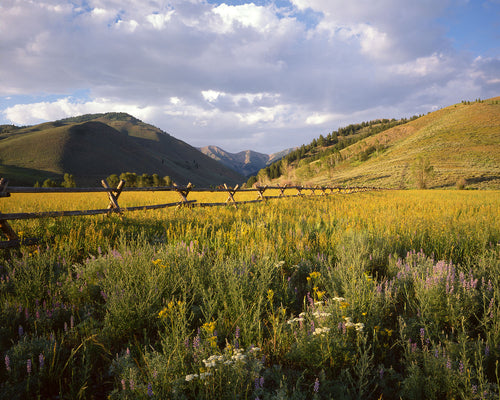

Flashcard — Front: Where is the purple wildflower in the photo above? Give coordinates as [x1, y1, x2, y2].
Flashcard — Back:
[485, 345, 490, 357]
[39, 353, 45, 369]
[27, 358, 32, 375]
[147, 382, 153, 396]
[379, 367, 384, 380]
[18, 325, 24, 337]
[420, 328, 425, 342]
[446, 357, 451, 369]
[5, 355, 10, 372]
[313, 378, 320, 393]
[129, 379, 134, 391]
[458, 361, 464, 374]
[121, 379, 126, 390]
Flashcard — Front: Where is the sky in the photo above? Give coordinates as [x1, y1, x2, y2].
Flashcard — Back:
[0, 0, 499, 153]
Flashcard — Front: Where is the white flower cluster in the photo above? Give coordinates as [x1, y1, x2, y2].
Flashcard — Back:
[185, 346, 262, 383]
[312, 327, 331, 336]
[344, 317, 364, 332]
[185, 372, 212, 382]
[312, 311, 332, 318]
[332, 297, 346, 302]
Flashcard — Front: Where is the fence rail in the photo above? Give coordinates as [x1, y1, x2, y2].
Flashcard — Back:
[0, 178, 380, 248]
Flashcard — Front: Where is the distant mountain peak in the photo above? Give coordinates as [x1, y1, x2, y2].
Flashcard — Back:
[199, 145, 295, 177]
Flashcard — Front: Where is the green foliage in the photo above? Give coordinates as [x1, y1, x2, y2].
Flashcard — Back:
[0, 191, 499, 398]
[41, 178, 58, 188]
[412, 156, 434, 189]
[61, 173, 76, 188]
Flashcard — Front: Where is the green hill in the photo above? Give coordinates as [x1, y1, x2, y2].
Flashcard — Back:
[0, 112, 245, 187]
[258, 97, 500, 189]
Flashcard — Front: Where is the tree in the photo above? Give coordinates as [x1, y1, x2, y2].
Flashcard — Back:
[107, 174, 120, 188]
[412, 156, 434, 189]
[42, 178, 58, 188]
[163, 176, 172, 186]
[61, 173, 76, 188]
[119, 172, 138, 187]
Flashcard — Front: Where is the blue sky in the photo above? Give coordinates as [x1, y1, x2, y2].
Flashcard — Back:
[1, 0, 499, 153]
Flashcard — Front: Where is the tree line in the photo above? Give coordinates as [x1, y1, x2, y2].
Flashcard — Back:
[34, 173, 173, 188]
[250, 116, 420, 184]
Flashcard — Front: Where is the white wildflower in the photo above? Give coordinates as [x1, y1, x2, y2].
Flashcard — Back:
[185, 374, 198, 382]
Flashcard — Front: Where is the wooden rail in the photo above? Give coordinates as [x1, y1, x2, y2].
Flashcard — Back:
[0, 178, 379, 248]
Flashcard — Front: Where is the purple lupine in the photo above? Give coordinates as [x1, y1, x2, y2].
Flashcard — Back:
[458, 361, 464, 374]
[121, 379, 126, 390]
[129, 379, 134, 391]
[27, 358, 32, 375]
[39, 353, 45, 369]
[313, 378, 320, 393]
[485, 345, 490, 357]
[379, 367, 384, 380]
[420, 328, 425, 342]
[5, 355, 10, 372]
[147, 382, 153, 396]
[18, 325, 24, 337]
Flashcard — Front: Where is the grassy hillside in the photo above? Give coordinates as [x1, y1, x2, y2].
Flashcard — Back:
[265, 97, 500, 189]
[0, 113, 245, 186]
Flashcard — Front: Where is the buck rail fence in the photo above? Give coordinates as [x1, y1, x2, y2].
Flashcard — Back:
[0, 178, 379, 249]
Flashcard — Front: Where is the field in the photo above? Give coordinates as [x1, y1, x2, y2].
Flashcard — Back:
[0, 190, 499, 399]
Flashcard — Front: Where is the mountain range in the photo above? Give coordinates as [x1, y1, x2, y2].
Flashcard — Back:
[199, 145, 295, 177]
[1, 96, 498, 189]
[0, 113, 245, 187]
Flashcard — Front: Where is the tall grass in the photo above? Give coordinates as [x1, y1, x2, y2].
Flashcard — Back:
[1, 190, 499, 398]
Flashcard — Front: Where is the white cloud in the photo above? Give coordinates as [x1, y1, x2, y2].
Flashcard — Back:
[0, 0, 497, 153]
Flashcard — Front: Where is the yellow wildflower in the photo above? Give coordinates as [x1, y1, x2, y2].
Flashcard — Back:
[267, 289, 274, 302]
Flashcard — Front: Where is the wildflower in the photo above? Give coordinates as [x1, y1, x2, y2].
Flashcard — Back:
[39, 353, 45, 369]
[129, 379, 134, 391]
[459, 361, 464, 374]
[18, 325, 24, 337]
[313, 378, 320, 393]
[152, 259, 162, 266]
[202, 321, 216, 335]
[121, 379, 126, 390]
[485, 345, 490, 356]
[5, 355, 10, 372]
[379, 367, 384, 380]
[267, 289, 274, 302]
[332, 297, 346, 302]
[27, 358, 32, 375]
[309, 271, 321, 280]
[147, 382, 153, 396]
[199, 372, 212, 379]
[185, 374, 198, 382]
[420, 328, 425, 341]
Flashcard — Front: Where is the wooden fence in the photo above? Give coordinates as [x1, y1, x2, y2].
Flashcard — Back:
[0, 178, 379, 248]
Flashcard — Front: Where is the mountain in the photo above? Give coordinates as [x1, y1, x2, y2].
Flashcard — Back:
[0, 113, 245, 186]
[199, 145, 296, 177]
[258, 97, 500, 189]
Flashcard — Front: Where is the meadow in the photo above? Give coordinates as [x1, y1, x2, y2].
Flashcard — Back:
[0, 190, 499, 399]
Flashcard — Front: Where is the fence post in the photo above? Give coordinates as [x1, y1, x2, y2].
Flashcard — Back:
[102, 179, 125, 214]
[224, 183, 239, 207]
[255, 185, 268, 201]
[174, 182, 193, 207]
[277, 184, 287, 197]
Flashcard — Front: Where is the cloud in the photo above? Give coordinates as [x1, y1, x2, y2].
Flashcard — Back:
[0, 0, 498, 153]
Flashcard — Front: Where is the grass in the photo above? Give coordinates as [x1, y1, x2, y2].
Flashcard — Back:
[278, 97, 500, 189]
[0, 190, 499, 399]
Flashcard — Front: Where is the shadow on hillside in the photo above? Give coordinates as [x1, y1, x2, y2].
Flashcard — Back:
[0, 164, 60, 186]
